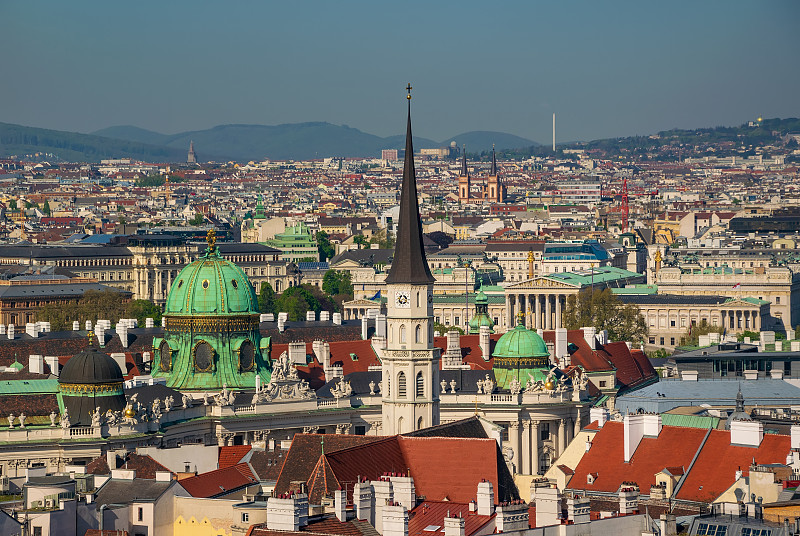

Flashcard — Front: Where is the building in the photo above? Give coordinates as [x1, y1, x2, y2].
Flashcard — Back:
[458, 148, 505, 205]
[265, 222, 319, 263]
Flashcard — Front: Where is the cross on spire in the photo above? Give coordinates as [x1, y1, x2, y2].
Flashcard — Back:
[406, 83, 412, 100]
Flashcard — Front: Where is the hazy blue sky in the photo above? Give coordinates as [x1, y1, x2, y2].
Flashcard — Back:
[2, 1, 798, 144]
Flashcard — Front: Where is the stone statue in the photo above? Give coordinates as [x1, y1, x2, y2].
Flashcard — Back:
[181, 394, 191, 409]
[91, 407, 102, 427]
[202, 392, 209, 406]
[482, 374, 494, 394]
[151, 398, 162, 420]
[105, 409, 120, 426]
[331, 377, 353, 399]
[60, 409, 70, 429]
[476, 381, 483, 394]
[49, 411, 57, 427]
[449, 379, 457, 393]
[441, 379, 448, 394]
[18, 413, 26, 428]
[164, 395, 174, 412]
[369, 380, 376, 395]
[7, 414, 14, 429]
[227, 389, 236, 405]
[252, 392, 260, 405]
[509, 377, 522, 395]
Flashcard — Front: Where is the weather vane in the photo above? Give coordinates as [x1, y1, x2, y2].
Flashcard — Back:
[406, 83, 412, 100]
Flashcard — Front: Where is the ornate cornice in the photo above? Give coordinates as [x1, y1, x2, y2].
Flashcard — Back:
[164, 314, 260, 333]
[60, 382, 124, 396]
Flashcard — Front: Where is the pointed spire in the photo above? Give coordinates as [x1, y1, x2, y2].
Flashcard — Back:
[736, 383, 745, 412]
[461, 145, 468, 177]
[490, 144, 498, 176]
[385, 85, 435, 285]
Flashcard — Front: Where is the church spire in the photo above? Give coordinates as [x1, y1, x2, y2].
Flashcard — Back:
[490, 144, 498, 176]
[385, 84, 435, 285]
[460, 145, 468, 177]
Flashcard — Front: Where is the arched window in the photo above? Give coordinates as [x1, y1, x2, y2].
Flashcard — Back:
[399, 324, 406, 344]
[398, 372, 407, 398]
[417, 416, 424, 430]
[415, 324, 422, 344]
[397, 417, 404, 434]
[416, 371, 424, 397]
[416, 291, 420, 308]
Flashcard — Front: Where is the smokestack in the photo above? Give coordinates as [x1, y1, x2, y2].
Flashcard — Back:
[552, 113, 556, 152]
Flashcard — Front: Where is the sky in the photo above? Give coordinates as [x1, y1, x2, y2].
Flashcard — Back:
[2, 1, 799, 144]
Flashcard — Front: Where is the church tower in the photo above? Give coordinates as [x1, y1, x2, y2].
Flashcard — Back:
[458, 146, 470, 204]
[486, 145, 504, 203]
[382, 85, 441, 435]
[187, 140, 197, 164]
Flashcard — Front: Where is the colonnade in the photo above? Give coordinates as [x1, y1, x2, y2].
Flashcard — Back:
[506, 292, 573, 330]
[507, 408, 583, 476]
[724, 309, 760, 331]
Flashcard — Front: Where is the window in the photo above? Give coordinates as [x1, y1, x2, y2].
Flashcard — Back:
[660, 337, 665, 345]
[398, 372, 407, 398]
[33, 528, 42, 536]
[599, 380, 607, 388]
[540, 422, 550, 441]
[354, 426, 366, 435]
[670, 320, 676, 327]
[454, 316, 460, 325]
[242, 512, 250, 523]
[416, 372, 424, 397]
[670, 338, 675, 346]
[415, 325, 422, 344]
[649, 337, 656, 344]
[399, 325, 406, 344]
[137, 507, 143, 522]
[776, 297, 781, 304]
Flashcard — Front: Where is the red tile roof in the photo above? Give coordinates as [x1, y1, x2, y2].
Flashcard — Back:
[179, 463, 257, 498]
[408, 501, 493, 536]
[219, 445, 252, 469]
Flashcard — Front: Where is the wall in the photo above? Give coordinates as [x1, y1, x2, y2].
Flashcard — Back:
[138, 444, 220, 474]
[173, 497, 239, 536]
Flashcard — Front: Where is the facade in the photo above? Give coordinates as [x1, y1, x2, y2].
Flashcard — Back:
[458, 148, 505, 205]
[265, 222, 319, 263]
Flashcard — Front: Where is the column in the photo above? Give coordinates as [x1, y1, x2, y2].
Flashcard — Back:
[754, 311, 760, 331]
[545, 295, 552, 330]
[531, 420, 540, 476]
[506, 294, 513, 329]
[519, 294, 526, 327]
[558, 419, 566, 457]
[566, 417, 573, 445]
[535, 294, 542, 330]
[574, 407, 582, 437]
[555, 294, 562, 329]
[510, 421, 521, 474]
[521, 420, 531, 475]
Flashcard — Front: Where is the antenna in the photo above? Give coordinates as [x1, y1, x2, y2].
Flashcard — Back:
[552, 113, 556, 152]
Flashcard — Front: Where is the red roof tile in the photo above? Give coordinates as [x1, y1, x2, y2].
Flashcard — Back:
[219, 445, 252, 469]
[408, 501, 493, 536]
[179, 463, 257, 498]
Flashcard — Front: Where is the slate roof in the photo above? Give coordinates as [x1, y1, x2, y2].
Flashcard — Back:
[246, 447, 287, 482]
[0, 393, 58, 417]
[94, 478, 176, 508]
[86, 453, 172, 479]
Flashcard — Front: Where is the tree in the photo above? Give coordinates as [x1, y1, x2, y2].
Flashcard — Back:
[322, 270, 353, 297]
[434, 322, 463, 336]
[258, 282, 276, 314]
[316, 230, 335, 262]
[369, 229, 394, 249]
[126, 299, 162, 327]
[42, 200, 51, 215]
[562, 288, 647, 343]
[8, 200, 16, 211]
[353, 235, 369, 248]
[189, 213, 205, 226]
[35, 289, 131, 332]
[682, 318, 724, 347]
[274, 285, 321, 321]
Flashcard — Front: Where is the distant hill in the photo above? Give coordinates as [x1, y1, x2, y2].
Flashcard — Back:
[0, 122, 186, 162]
[441, 131, 539, 152]
[1, 120, 542, 162]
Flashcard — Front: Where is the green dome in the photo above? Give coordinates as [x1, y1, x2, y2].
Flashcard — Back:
[492, 321, 551, 390]
[493, 323, 549, 359]
[468, 289, 495, 334]
[165, 248, 258, 315]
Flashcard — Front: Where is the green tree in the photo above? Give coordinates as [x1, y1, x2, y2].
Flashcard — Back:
[681, 318, 724, 347]
[353, 235, 369, 248]
[369, 229, 394, 249]
[35, 289, 130, 332]
[274, 285, 321, 321]
[42, 200, 51, 215]
[126, 299, 162, 327]
[434, 322, 463, 336]
[258, 282, 276, 314]
[189, 213, 205, 225]
[316, 230, 335, 262]
[8, 200, 16, 211]
[562, 287, 647, 343]
[136, 174, 165, 187]
[322, 270, 353, 297]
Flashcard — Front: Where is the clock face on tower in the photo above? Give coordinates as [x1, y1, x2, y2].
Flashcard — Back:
[395, 291, 410, 308]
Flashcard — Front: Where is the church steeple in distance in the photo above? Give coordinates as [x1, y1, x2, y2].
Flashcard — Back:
[461, 145, 469, 177]
[385, 84, 435, 285]
[490, 144, 498, 176]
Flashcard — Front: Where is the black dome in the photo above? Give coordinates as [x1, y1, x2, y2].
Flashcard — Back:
[59, 348, 125, 385]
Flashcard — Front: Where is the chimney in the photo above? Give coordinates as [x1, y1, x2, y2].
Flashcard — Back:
[72, 321, 79, 331]
[660, 514, 677, 536]
[730, 419, 764, 447]
[333, 312, 342, 325]
[598, 329, 608, 345]
[5, 324, 12, 340]
[532, 483, 562, 527]
[791, 425, 800, 450]
[354, 480, 374, 525]
[643, 413, 662, 438]
[590, 407, 608, 428]
[567, 494, 590, 524]
[45, 356, 59, 377]
[106, 451, 118, 471]
[554, 328, 567, 360]
[389, 474, 415, 511]
[479, 326, 491, 361]
[444, 514, 465, 536]
[618, 484, 639, 514]
[442, 331, 462, 369]
[373, 477, 394, 534]
[267, 492, 309, 531]
[381, 503, 408, 536]
[118, 324, 129, 348]
[495, 501, 529, 532]
[29, 355, 44, 375]
[376, 314, 387, 338]
[85, 320, 92, 331]
[623, 414, 646, 462]
[320, 311, 331, 322]
[476, 481, 494, 516]
[0, 324, 5, 335]
[110, 353, 127, 374]
[145, 317, 154, 328]
[288, 342, 306, 365]
[581, 327, 596, 350]
[306, 310, 316, 322]
[334, 488, 347, 522]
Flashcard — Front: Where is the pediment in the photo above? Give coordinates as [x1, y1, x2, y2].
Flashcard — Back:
[505, 277, 581, 290]
[343, 298, 381, 306]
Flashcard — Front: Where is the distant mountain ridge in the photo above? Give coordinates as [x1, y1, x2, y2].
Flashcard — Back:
[0, 120, 540, 163]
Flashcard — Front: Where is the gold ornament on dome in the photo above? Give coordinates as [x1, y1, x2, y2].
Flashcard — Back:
[124, 407, 136, 418]
[544, 379, 556, 390]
